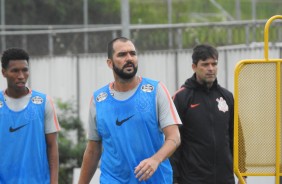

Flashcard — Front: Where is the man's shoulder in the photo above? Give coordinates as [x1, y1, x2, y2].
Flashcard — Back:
[29, 90, 47, 106]
[217, 85, 234, 105]
[30, 89, 44, 94]
[218, 85, 233, 97]
[141, 77, 159, 85]
[174, 86, 192, 95]
[30, 89, 47, 98]
[93, 85, 110, 103]
[172, 86, 192, 101]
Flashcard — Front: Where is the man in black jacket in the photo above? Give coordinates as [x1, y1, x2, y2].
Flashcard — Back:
[170, 44, 246, 184]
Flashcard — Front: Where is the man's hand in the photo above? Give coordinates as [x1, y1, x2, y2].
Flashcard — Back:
[134, 157, 160, 181]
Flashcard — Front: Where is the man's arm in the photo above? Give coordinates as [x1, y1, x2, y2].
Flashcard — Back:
[78, 140, 102, 184]
[46, 132, 59, 184]
[171, 88, 186, 184]
[134, 124, 180, 181]
[153, 124, 180, 162]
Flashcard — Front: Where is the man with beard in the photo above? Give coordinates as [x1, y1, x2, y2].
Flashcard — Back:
[78, 37, 182, 184]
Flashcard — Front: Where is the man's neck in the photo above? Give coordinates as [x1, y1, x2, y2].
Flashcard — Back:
[5, 87, 29, 99]
[113, 76, 140, 92]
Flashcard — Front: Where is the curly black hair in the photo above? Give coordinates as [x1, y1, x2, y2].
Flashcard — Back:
[1, 48, 29, 69]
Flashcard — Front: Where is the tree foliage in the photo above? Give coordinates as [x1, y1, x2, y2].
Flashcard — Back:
[130, 0, 282, 24]
[4, 0, 282, 25]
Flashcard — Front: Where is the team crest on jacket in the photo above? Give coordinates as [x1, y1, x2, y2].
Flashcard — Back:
[0, 101, 3, 108]
[216, 97, 229, 113]
[96, 92, 107, 102]
[32, 96, 44, 104]
[141, 84, 154, 92]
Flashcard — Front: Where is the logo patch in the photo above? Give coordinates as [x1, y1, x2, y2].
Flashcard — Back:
[216, 97, 229, 113]
[190, 103, 200, 108]
[141, 84, 154, 92]
[0, 101, 3, 108]
[32, 96, 44, 104]
[96, 92, 108, 102]
[9, 124, 28, 132]
[116, 115, 134, 126]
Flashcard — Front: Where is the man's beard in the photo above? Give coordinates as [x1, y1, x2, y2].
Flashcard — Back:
[113, 62, 138, 80]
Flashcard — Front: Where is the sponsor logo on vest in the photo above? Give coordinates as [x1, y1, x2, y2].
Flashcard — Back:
[116, 115, 134, 126]
[32, 96, 44, 104]
[9, 124, 28, 132]
[96, 92, 108, 102]
[141, 84, 154, 92]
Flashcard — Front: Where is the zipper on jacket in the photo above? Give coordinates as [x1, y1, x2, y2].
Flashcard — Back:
[207, 90, 217, 184]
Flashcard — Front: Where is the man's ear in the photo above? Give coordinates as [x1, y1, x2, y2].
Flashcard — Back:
[1, 68, 6, 78]
[192, 63, 197, 72]
[107, 59, 113, 69]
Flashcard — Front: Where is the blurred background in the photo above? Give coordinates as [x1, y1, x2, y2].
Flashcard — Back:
[0, 0, 282, 56]
[0, 0, 282, 183]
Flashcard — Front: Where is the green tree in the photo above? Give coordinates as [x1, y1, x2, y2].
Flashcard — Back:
[56, 99, 87, 184]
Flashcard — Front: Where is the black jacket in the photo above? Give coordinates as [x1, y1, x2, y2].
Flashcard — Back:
[170, 74, 235, 184]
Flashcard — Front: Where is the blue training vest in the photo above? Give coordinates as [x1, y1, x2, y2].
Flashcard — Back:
[0, 90, 50, 184]
[94, 77, 172, 184]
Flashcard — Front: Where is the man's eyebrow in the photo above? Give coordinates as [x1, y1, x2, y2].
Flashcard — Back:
[117, 51, 136, 54]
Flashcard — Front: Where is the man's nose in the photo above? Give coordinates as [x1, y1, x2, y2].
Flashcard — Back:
[18, 71, 25, 79]
[125, 52, 133, 60]
[207, 64, 214, 70]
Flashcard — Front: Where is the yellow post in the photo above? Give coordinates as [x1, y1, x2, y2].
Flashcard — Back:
[264, 15, 282, 60]
[264, 15, 282, 184]
[234, 15, 282, 184]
